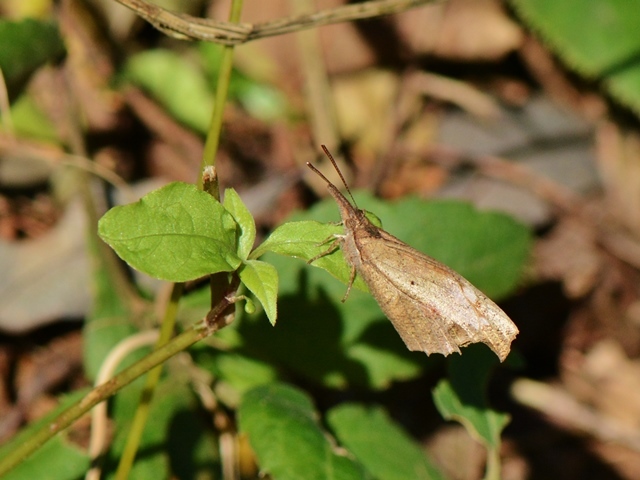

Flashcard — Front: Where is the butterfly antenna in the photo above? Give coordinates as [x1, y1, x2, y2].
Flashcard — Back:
[320, 145, 358, 206]
[306, 161, 332, 186]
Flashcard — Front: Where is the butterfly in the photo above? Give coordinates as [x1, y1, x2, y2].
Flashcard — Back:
[307, 146, 518, 361]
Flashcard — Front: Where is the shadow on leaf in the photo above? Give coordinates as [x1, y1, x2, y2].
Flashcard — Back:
[236, 267, 428, 389]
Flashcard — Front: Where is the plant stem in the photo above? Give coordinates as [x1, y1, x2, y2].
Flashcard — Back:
[198, 0, 246, 188]
[485, 446, 501, 480]
[113, 282, 184, 480]
[0, 324, 205, 477]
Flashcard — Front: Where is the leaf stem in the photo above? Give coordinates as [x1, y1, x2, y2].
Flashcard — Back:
[485, 446, 501, 480]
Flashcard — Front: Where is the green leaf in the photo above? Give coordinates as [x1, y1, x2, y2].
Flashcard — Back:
[0, 19, 64, 97]
[98, 182, 241, 282]
[433, 346, 512, 479]
[238, 383, 366, 480]
[223, 188, 256, 260]
[252, 220, 369, 293]
[327, 404, 446, 480]
[433, 380, 510, 449]
[238, 260, 278, 325]
[124, 49, 214, 133]
[433, 346, 511, 448]
[10, 94, 59, 142]
[510, 0, 640, 116]
[1, 436, 89, 480]
[83, 286, 139, 382]
[510, 0, 635, 75]
[214, 352, 279, 393]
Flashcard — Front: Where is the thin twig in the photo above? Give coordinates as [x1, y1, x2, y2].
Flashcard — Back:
[294, 0, 340, 152]
[114, 0, 436, 45]
[0, 135, 135, 201]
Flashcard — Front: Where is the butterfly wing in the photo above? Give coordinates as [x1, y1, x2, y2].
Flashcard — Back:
[355, 228, 518, 361]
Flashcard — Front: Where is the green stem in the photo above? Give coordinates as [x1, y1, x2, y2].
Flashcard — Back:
[484, 445, 501, 480]
[114, 282, 184, 480]
[0, 325, 205, 477]
[198, 0, 245, 188]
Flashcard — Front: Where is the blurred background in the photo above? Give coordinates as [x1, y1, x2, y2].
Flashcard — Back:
[2, 1, 640, 479]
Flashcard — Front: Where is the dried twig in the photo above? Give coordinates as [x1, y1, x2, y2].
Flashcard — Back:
[512, 378, 640, 452]
[115, 0, 436, 45]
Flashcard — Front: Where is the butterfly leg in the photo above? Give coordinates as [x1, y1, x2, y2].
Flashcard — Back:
[315, 233, 342, 246]
[307, 234, 343, 264]
[341, 265, 356, 302]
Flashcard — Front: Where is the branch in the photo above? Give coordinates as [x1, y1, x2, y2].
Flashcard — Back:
[115, 0, 436, 45]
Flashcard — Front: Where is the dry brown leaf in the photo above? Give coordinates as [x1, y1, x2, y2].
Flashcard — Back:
[0, 200, 90, 333]
[396, 0, 523, 61]
[534, 218, 602, 298]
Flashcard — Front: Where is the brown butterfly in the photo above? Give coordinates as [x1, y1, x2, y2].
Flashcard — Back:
[307, 146, 518, 361]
